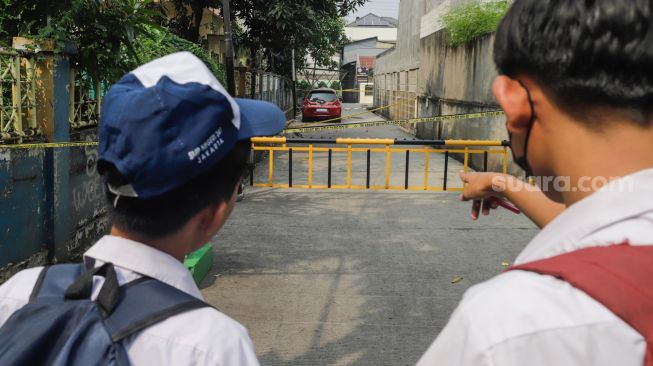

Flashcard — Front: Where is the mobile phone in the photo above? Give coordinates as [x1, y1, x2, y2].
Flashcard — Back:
[492, 198, 521, 214]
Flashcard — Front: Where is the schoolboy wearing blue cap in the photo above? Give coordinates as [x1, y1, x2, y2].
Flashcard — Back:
[0, 52, 285, 365]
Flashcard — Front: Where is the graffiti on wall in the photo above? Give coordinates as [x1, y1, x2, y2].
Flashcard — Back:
[71, 135, 103, 213]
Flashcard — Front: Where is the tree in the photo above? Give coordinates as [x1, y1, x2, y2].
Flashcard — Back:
[297, 79, 312, 90]
[0, 0, 161, 83]
[133, 26, 227, 84]
[231, 0, 367, 77]
[162, 0, 221, 43]
[0, 1, 59, 43]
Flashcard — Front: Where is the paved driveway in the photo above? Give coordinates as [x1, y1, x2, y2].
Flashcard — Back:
[201, 105, 538, 365]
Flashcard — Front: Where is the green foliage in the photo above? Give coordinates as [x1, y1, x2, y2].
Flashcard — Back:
[330, 81, 342, 90]
[232, 0, 367, 75]
[133, 27, 227, 85]
[0, 1, 56, 43]
[297, 79, 312, 92]
[441, 0, 511, 47]
[0, 0, 162, 83]
[163, 0, 221, 42]
[0, 0, 367, 88]
[317, 81, 328, 88]
[304, 16, 347, 71]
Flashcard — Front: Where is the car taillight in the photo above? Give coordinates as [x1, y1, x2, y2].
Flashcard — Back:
[303, 99, 309, 105]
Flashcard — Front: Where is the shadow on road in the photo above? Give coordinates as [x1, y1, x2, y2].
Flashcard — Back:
[201, 188, 537, 366]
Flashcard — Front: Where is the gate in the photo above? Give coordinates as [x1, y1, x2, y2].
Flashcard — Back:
[250, 138, 509, 192]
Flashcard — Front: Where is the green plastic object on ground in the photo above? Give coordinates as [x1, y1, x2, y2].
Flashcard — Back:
[184, 244, 214, 285]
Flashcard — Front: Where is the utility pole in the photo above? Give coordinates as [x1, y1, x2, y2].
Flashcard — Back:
[222, 0, 236, 95]
[291, 47, 297, 119]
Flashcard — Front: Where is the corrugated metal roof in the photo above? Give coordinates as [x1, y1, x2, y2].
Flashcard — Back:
[381, 17, 399, 27]
[347, 13, 398, 28]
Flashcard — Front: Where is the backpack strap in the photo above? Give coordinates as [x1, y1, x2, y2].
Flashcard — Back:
[104, 278, 212, 342]
[64, 262, 121, 317]
[29, 264, 86, 304]
[508, 244, 653, 366]
[30, 262, 211, 342]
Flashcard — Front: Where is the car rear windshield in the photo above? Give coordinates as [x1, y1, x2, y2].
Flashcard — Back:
[308, 92, 337, 102]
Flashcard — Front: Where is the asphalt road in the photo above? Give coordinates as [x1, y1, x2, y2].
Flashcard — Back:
[201, 104, 539, 365]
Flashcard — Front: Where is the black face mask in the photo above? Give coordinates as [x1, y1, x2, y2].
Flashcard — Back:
[508, 81, 536, 177]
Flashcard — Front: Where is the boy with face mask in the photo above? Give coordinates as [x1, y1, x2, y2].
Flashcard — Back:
[418, 1, 653, 365]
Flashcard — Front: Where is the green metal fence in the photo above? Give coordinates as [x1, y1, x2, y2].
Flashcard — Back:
[0, 49, 104, 143]
[69, 68, 104, 129]
[0, 50, 38, 141]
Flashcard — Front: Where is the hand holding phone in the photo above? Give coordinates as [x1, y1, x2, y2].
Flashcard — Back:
[459, 171, 521, 219]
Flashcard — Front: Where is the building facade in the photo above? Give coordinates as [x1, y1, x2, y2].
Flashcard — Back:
[375, 0, 519, 175]
[345, 13, 398, 42]
[299, 13, 398, 93]
[340, 37, 395, 103]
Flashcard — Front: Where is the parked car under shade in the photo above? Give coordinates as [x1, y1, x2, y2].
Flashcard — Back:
[301, 88, 342, 122]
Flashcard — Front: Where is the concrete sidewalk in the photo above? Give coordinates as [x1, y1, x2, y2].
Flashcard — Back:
[201, 105, 538, 365]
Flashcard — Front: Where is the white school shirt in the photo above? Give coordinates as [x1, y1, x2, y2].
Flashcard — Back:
[0, 236, 260, 366]
[418, 168, 653, 366]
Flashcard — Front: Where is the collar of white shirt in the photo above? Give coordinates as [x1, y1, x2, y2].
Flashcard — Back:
[515, 167, 653, 265]
[83, 235, 204, 300]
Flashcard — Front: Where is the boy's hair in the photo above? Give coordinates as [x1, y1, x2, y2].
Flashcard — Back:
[101, 141, 251, 238]
[494, 0, 653, 125]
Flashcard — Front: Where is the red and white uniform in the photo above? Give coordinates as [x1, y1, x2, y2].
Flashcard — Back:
[418, 168, 653, 366]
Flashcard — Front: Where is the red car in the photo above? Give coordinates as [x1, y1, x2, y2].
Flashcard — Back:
[302, 88, 342, 122]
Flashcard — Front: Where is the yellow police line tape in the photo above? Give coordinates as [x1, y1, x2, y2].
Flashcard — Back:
[284, 110, 506, 134]
[0, 141, 99, 149]
[0, 111, 505, 149]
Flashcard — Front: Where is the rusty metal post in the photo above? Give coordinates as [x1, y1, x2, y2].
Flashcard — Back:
[236, 66, 247, 97]
[25, 57, 37, 130]
[221, 0, 236, 96]
[11, 54, 22, 137]
[68, 68, 76, 128]
[15, 38, 55, 141]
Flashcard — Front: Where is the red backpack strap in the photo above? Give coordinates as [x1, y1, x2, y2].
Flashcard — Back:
[509, 244, 653, 366]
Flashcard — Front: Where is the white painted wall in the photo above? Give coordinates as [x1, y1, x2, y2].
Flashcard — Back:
[345, 27, 398, 42]
[359, 83, 374, 104]
[376, 0, 423, 74]
[421, 1, 451, 38]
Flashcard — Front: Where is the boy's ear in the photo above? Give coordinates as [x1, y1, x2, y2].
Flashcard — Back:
[196, 200, 232, 238]
[493, 76, 534, 133]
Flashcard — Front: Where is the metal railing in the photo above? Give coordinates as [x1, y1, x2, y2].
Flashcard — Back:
[250, 137, 510, 191]
[240, 70, 292, 111]
[0, 50, 38, 140]
[0, 48, 105, 143]
[69, 68, 104, 129]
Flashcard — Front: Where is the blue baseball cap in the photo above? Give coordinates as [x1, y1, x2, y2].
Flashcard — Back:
[98, 52, 286, 199]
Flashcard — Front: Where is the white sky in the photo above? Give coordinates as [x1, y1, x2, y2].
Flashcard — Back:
[346, 0, 400, 22]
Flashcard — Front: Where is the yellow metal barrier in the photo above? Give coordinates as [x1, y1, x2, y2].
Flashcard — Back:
[250, 138, 510, 192]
